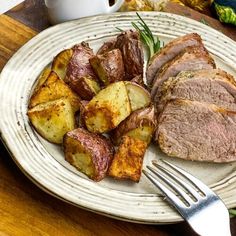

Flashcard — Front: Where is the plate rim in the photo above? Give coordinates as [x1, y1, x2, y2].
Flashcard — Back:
[0, 11, 236, 224]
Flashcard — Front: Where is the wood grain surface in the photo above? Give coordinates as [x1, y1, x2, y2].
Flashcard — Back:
[0, 14, 36, 70]
[163, 2, 236, 41]
[0, 1, 236, 235]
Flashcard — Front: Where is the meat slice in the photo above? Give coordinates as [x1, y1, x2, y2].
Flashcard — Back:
[156, 69, 236, 113]
[151, 46, 216, 101]
[156, 99, 236, 163]
[146, 33, 203, 87]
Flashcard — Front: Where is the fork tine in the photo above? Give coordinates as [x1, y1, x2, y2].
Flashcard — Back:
[142, 169, 186, 211]
[162, 160, 213, 196]
[146, 165, 193, 206]
[152, 161, 200, 201]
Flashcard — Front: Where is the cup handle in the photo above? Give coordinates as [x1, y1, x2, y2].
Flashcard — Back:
[108, 0, 124, 13]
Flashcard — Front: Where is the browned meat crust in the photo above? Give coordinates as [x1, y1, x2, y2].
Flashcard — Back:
[146, 33, 203, 87]
[151, 45, 216, 101]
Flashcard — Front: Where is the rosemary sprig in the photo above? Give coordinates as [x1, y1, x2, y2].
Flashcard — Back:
[116, 13, 162, 61]
[133, 12, 161, 60]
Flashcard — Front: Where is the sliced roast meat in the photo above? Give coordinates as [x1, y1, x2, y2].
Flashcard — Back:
[156, 69, 236, 113]
[115, 30, 144, 80]
[156, 99, 236, 163]
[146, 33, 203, 87]
[151, 45, 216, 101]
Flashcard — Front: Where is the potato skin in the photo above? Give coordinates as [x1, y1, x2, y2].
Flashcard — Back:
[115, 30, 144, 80]
[78, 100, 89, 128]
[130, 75, 147, 89]
[63, 128, 114, 181]
[111, 106, 156, 145]
[90, 49, 125, 86]
[96, 39, 116, 55]
[125, 81, 151, 112]
[64, 42, 100, 100]
[108, 136, 148, 182]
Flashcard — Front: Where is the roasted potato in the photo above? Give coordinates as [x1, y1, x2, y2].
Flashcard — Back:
[112, 106, 156, 145]
[29, 71, 81, 112]
[64, 42, 100, 100]
[108, 136, 148, 182]
[51, 49, 73, 80]
[130, 74, 146, 88]
[63, 128, 114, 181]
[78, 100, 89, 128]
[33, 66, 51, 93]
[96, 39, 116, 55]
[90, 49, 125, 86]
[68, 76, 100, 101]
[115, 30, 144, 80]
[84, 81, 131, 133]
[27, 98, 76, 144]
[125, 81, 151, 112]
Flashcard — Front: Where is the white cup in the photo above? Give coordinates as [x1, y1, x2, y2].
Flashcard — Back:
[45, 0, 125, 25]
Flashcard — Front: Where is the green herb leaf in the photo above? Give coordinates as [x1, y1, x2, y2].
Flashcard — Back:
[229, 209, 236, 218]
[133, 13, 162, 61]
[200, 18, 209, 26]
[116, 12, 162, 61]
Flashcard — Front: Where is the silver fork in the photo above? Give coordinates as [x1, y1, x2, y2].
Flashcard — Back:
[143, 160, 231, 236]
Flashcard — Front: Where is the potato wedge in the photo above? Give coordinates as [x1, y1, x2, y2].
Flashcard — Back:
[125, 81, 151, 112]
[78, 100, 89, 128]
[65, 42, 100, 100]
[84, 81, 131, 133]
[130, 74, 146, 88]
[108, 136, 147, 182]
[33, 66, 51, 93]
[63, 128, 114, 181]
[27, 98, 76, 144]
[90, 49, 125, 86]
[96, 39, 116, 55]
[112, 106, 156, 145]
[29, 71, 81, 112]
[115, 30, 144, 80]
[51, 49, 73, 80]
[70, 76, 100, 101]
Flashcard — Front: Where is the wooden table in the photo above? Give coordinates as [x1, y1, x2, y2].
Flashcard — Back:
[0, 1, 236, 235]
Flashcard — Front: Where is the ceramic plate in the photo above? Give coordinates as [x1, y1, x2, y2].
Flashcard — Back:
[0, 12, 236, 224]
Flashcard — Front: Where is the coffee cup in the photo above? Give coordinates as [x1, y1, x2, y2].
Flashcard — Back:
[45, 0, 125, 24]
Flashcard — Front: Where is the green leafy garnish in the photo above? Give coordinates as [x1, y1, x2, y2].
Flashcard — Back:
[200, 18, 209, 26]
[229, 209, 236, 218]
[132, 12, 161, 60]
[115, 13, 162, 61]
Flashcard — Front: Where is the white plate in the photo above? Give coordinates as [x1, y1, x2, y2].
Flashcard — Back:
[0, 12, 236, 224]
